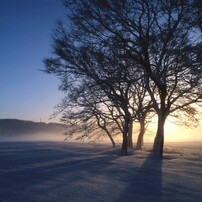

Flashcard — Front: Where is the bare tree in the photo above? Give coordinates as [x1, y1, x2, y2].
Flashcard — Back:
[44, 20, 141, 155]
[133, 80, 154, 150]
[58, 84, 118, 147]
[45, 0, 202, 158]
[127, 76, 154, 150]
[133, 1, 202, 157]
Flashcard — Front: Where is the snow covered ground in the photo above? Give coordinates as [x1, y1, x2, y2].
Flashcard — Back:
[0, 141, 201, 202]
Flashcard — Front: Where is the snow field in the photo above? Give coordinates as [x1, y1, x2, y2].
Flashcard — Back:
[0, 141, 201, 202]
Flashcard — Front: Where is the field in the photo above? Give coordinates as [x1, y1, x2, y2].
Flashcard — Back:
[0, 141, 202, 202]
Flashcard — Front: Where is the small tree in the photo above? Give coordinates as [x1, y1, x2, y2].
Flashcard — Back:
[128, 77, 154, 150]
[59, 88, 118, 147]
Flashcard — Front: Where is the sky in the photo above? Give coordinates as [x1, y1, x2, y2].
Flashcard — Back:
[0, 0, 67, 122]
[0, 0, 201, 142]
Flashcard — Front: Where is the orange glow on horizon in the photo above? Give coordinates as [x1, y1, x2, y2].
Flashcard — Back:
[145, 116, 202, 143]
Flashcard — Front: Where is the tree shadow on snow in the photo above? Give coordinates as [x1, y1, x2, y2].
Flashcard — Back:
[117, 153, 163, 202]
[0, 143, 121, 202]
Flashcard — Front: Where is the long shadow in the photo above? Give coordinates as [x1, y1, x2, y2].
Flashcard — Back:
[0, 142, 120, 201]
[117, 152, 163, 202]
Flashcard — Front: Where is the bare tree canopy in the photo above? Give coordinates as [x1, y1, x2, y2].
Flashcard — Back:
[44, 0, 202, 158]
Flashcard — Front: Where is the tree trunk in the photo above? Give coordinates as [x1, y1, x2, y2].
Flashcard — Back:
[107, 132, 116, 148]
[127, 117, 133, 149]
[136, 119, 145, 150]
[152, 82, 168, 158]
[121, 113, 130, 155]
[153, 114, 166, 158]
[121, 133, 128, 155]
[96, 118, 116, 148]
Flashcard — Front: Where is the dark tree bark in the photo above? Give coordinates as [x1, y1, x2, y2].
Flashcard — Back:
[127, 117, 133, 149]
[153, 113, 167, 158]
[103, 125, 116, 148]
[121, 133, 128, 156]
[107, 131, 116, 148]
[152, 84, 168, 158]
[121, 112, 131, 155]
[136, 118, 145, 150]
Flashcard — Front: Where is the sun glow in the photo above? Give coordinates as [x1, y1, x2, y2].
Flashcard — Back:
[144, 116, 202, 143]
[165, 116, 202, 142]
[164, 120, 185, 142]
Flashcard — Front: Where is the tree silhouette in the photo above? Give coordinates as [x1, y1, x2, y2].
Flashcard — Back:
[44, 20, 142, 155]
[45, 0, 202, 157]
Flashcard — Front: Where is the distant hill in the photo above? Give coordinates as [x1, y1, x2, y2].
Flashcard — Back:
[0, 119, 66, 136]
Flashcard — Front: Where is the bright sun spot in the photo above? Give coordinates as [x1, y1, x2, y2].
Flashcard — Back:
[145, 116, 202, 143]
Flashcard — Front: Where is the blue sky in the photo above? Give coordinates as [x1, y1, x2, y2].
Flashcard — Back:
[0, 0, 68, 122]
[0, 0, 201, 141]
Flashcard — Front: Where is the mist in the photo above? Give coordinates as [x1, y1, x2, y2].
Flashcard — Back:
[0, 132, 65, 142]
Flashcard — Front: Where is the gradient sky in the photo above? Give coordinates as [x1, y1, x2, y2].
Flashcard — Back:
[0, 0, 67, 122]
[0, 0, 201, 141]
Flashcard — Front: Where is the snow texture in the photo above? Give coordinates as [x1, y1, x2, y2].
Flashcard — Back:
[0, 141, 201, 202]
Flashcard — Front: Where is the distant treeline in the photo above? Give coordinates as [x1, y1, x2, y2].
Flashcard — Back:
[0, 119, 66, 136]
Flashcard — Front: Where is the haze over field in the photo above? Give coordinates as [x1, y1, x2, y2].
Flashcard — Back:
[0, 118, 201, 144]
[0, 119, 66, 142]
